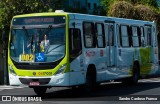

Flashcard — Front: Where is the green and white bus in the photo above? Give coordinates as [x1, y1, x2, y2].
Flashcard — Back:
[8, 10, 160, 95]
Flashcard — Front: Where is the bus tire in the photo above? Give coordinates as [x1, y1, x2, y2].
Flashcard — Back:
[95, 82, 101, 88]
[85, 73, 93, 93]
[122, 63, 139, 85]
[131, 63, 140, 85]
[84, 68, 96, 93]
[33, 87, 47, 95]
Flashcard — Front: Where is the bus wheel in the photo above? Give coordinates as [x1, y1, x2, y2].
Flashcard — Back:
[131, 64, 139, 85]
[85, 70, 96, 93]
[33, 87, 47, 95]
[95, 82, 101, 88]
[122, 64, 139, 85]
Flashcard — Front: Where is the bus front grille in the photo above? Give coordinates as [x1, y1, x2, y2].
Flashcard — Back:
[19, 78, 51, 85]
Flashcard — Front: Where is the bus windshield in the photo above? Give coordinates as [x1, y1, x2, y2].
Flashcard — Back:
[10, 16, 66, 63]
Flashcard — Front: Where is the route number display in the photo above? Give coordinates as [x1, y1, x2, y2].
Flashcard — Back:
[19, 54, 34, 62]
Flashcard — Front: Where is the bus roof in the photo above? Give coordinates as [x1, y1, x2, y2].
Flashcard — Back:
[13, 12, 68, 18]
[67, 13, 154, 25]
[13, 11, 155, 25]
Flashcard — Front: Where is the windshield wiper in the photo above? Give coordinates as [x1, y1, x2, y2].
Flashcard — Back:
[30, 35, 34, 52]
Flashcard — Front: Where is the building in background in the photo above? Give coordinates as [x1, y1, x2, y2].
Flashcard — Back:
[157, 0, 160, 7]
[64, 0, 101, 14]
[64, 0, 87, 13]
[87, 0, 101, 14]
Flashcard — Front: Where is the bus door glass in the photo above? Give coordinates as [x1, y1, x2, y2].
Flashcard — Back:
[105, 23, 115, 66]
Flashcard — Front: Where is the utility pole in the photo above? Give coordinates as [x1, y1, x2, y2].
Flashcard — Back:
[3, 50, 7, 85]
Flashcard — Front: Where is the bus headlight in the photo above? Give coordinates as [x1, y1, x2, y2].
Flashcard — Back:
[55, 64, 66, 75]
[8, 65, 17, 76]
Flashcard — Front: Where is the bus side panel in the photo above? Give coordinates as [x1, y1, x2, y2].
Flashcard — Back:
[117, 47, 134, 77]
[68, 20, 86, 85]
[139, 25, 159, 76]
[69, 55, 85, 86]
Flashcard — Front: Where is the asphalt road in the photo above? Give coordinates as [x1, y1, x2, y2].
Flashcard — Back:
[1, 78, 160, 104]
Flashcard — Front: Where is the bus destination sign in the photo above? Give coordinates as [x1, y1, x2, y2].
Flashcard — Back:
[13, 16, 65, 25]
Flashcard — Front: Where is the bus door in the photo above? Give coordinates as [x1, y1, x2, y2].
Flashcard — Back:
[105, 22, 115, 67]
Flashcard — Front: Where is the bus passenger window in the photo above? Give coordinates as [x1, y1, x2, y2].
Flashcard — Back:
[140, 27, 145, 47]
[69, 28, 82, 54]
[96, 23, 105, 48]
[147, 27, 152, 46]
[120, 25, 129, 47]
[109, 25, 114, 46]
[153, 26, 157, 47]
[132, 26, 139, 47]
[116, 25, 120, 47]
[83, 22, 96, 48]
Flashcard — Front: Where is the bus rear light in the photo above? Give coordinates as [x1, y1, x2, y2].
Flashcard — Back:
[8, 65, 17, 76]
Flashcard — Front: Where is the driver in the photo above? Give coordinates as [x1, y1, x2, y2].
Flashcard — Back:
[40, 34, 50, 53]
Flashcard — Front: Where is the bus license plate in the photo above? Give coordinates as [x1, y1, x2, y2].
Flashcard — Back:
[29, 82, 40, 86]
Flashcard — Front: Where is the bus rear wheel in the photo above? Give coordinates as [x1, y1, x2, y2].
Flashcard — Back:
[131, 64, 140, 85]
[33, 87, 47, 95]
[122, 63, 139, 85]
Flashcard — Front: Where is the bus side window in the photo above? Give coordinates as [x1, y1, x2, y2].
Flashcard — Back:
[153, 26, 157, 47]
[120, 25, 130, 47]
[147, 27, 152, 46]
[109, 25, 114, 46]
[140, 27, 145, 47]
[96, 23, 105, 48]
[83, 22, 96, 48]
[116, 24, 120, 47]
[132, 26, 139, 47]
[69, 28, 82, 55]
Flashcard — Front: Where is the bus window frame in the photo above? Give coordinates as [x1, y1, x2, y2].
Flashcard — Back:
[95, 22, 105, 48]
[119, 24, 131, 47]
[83, 21, 96, 48]
[69, 28, 82, 62]
[140, 26, 145, 47]
[116, 24, 120, 47]
[69, 28, 82, 52]
[131, 25, 141, 47]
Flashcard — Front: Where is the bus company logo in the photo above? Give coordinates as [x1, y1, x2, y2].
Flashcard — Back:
[33, 72, 36, 76]
[2, 96, 11, 101]
[100, 50, 104, 57]
[86, 51, 96, 57]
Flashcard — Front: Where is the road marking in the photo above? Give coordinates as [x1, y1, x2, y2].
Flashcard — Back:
[139, 78, 160, 83]
[0, 86, 27, 90]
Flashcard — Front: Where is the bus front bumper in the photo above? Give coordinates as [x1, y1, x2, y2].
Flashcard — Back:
[9, 73, 70, 87]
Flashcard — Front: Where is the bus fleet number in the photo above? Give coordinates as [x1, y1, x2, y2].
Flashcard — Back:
[21, 54, 34, 61]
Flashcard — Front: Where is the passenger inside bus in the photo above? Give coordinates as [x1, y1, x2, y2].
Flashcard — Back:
[27, 34, 41, 53]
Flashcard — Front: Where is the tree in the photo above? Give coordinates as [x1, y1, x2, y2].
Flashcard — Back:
[108, 1, 134, 19]
[100, 0, 159, 16]
[99, 0, 115, 15]
[0, 0, 63, 31]
[0, 0, 64, 49]
[134, 4, 158, 21]
[103, 0, 159, 21]
[131, 0, 159, 9]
